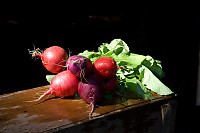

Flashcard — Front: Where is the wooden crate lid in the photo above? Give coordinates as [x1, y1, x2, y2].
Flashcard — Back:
[0, 85, 173, 132]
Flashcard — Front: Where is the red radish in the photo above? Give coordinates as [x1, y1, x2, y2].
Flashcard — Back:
[93, 57, 117, 79]
[66, 55, 92, 78]
[105, 75, 118, 92]
[29, 70, 79, 102]
[78, 74, 105, 116]
[105, 76, 123, 96]
[29, 46, 68, 73]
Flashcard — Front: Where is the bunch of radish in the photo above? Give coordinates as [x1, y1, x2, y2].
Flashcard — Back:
[29, 46, 119, 116]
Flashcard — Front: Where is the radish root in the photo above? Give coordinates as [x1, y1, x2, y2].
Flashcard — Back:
[25, 93, 46, 102]
[28, 46, 67, 68]
[89, 101, 95, 117]
[24, 88, 53, 102]
[28, 45, 43, 59]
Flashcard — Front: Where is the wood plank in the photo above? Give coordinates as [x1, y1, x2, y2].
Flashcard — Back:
[0, 85, 175, 132]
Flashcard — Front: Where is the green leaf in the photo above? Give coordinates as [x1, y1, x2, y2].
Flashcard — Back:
[78, 50, 100, 63]
[100, 39, 129, 56]
[98, 44, 109, 55]
[107, 39, 130, 54]
[125, 78, 154, 99]
[46, 75, 55, 84]
[114, 53, 146, 68]
[125, 78, 138, 92]
[79, 50, 99, 58]
[142, 56, 165, 78]
[104, 91, 114, 99]
[139, 65, 173, 95]
[117, 84, 126, 94]
[78, 50, 95, 58]
[136, 81, 154, 99]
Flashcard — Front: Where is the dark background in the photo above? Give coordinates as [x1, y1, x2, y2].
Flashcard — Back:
[0, 1, 199, 132]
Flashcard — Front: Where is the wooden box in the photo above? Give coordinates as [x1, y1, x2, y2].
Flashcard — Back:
[0, 85, 176, 133]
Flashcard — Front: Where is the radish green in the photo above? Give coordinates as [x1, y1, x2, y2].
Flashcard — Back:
[79, 39, 173, 98]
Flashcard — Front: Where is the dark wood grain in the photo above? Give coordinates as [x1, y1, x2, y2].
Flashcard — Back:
[0, 85, 176, 133]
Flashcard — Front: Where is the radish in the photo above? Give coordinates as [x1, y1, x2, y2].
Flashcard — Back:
[93, 57, 117, 79]
[105, 76, 123, 96]
[29, 70, 79, 102]
[78, 74, 105, 116]
[105, 75, 118, 92]
[66, 55, 93, 78]
[29, 46, 68, 73]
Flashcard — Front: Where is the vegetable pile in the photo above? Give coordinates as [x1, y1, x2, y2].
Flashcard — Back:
[29, 39, 173, 116]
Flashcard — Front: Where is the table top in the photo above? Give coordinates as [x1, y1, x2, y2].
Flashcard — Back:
[0, 85, 173, 132]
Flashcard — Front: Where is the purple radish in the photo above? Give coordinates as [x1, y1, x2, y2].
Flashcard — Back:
[66, 55, 93, 78]
[78, 74, 105, 116]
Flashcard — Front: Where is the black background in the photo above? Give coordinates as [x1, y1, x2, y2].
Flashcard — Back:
[0, 1, 199, 132]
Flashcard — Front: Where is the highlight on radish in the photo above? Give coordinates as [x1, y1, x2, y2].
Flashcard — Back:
[66, 55, 93, 78]
[93, 57, 117, 79]
[29, 46, 68, 73]
[27, 70, 80, 102]
[78, 74, 105, 116]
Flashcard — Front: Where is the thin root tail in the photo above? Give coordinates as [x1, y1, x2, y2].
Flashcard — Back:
[89, 102, 95, 118]
[24, 93, 46, 102]
[28, 46, 43, 58]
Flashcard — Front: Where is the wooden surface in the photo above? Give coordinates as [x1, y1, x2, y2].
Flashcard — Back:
[0, 85, 176, 133]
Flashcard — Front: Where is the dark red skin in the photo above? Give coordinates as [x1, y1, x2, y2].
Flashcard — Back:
[66, 55, 92, 78]
[36, 46, 68, 73]
[105, 76, 118, 92]
[78, 74, 105, 105]
[93, 57, 117, 79]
